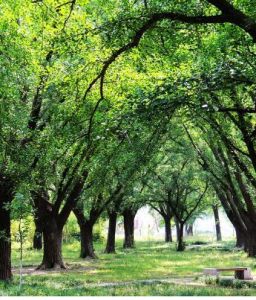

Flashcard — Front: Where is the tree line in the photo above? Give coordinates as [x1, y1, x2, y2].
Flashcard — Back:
[1, 0, 256, 282]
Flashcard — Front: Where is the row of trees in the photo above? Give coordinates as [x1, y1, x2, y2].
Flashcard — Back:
[1, 0, 256, 282]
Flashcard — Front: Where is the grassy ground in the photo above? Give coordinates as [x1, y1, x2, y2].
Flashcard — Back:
[1, 238, 256, 296]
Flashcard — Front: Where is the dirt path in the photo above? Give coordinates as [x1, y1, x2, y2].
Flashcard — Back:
[12, 264, 206, 288]
[86, 277, 206, 289]
[12, 264, 96, 276]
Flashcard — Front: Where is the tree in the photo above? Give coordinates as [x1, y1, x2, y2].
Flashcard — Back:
[141, 126, 209, 251]
[0, 176, 13, 281]
[212, 204, 222, 242]
[74, 184, 124, 258]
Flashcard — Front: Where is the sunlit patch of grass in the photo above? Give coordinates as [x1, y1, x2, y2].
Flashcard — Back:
[3, 239, 256, 295]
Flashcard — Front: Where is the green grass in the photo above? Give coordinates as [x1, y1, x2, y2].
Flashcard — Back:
[2, 281, 256, 296]
[1, 238, 256, 296]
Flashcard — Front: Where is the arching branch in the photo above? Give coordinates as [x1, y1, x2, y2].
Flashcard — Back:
[83, 2, 256, 100]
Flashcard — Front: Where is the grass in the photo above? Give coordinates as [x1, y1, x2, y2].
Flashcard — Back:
[1, 238, 256, 296]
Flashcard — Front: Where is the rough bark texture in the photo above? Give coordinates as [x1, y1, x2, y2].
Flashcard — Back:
[105, 211, 118, 253]
[177, 223, 185, 251]
[123, 209, 135, 249]
[212, 205, 222, 241]
[34, 192, 66, 269]
[0, 176, 13, 281]
[80, 221, 97, 259]
[73, 207, 98, 259]
[164, 216, 172, 242]
[37, 217, 65, 269]
[34, 170, 88, 269]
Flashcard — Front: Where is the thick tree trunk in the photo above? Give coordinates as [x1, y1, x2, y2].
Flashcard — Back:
[33, 189, 69, 269]
[235, 226, 245, 248]
[33, 231, 42, 250]
[0, 199, 12, 281]
[0, 177, 13, 281]
[105, 211, 117, 253]
[73, 207, 98, 259]
[177, 223, 185, 251]
[123, 209, 135, 249]
[212, 205, 222, 241]
[79, 221, 97, 259]
[164, 216, 172, 242]
[247, 233, 256, 257]
[37, 216, 65, 269]
[33, 217, 42, 250]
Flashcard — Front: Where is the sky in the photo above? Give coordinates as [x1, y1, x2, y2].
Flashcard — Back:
[116, 206, 235, 240]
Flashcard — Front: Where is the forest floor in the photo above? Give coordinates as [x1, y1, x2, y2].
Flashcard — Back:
[1, 238, 256, 296]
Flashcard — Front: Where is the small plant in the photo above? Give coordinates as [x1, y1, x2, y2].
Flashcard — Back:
[191, 241, 208, 246]
[205, 276, 217, 285]
[217, 278, 253, 289]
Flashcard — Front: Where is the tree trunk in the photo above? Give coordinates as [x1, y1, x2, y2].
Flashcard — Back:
[177, 223, 185, 251]
[123, 209, 135, 249]
[73, 207, 98, 259]
[175, 217, 180, 241]
[235, 226, 245, 248]
[79, 221, 97, 259]
[164, 216, 172, 242]
[0, 199, 12, 281]
[33, 217, 42, 250]
[185, 224, 193, 236]
[37, 216, 65, 269]
[105, 211, 117, 253]
[0, 177, 13, 281]
[212, 205, 222, 241]
[33, 230, 42, 250]
[247, 232, 256, 257]
[214, 185, 248, 251]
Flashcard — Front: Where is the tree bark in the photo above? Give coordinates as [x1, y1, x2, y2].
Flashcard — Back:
[177, 223, 185, 251]
[79, 221, 97, 259]
[175, 217, 180, 241]
[0, 199, 12, 281]
[37, 216, 65, 269]
[73, 207, 98, 259]
[214, 185, 249, 251]
[33, 217, 42, 250]
[123, 209, 135, 248]
[0, 176, 13, 281]
[247, 232, 256, 257]
[105, 211, 117, 253]
[212, 205, 222, 241]
[164, 216, 172, 242]
[33, 230, 42, 250]
[33, 192, 66, 270]
[235, 226, 245, 248]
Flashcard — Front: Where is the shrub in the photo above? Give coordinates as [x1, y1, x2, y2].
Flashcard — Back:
[93, 218, 105, 242]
